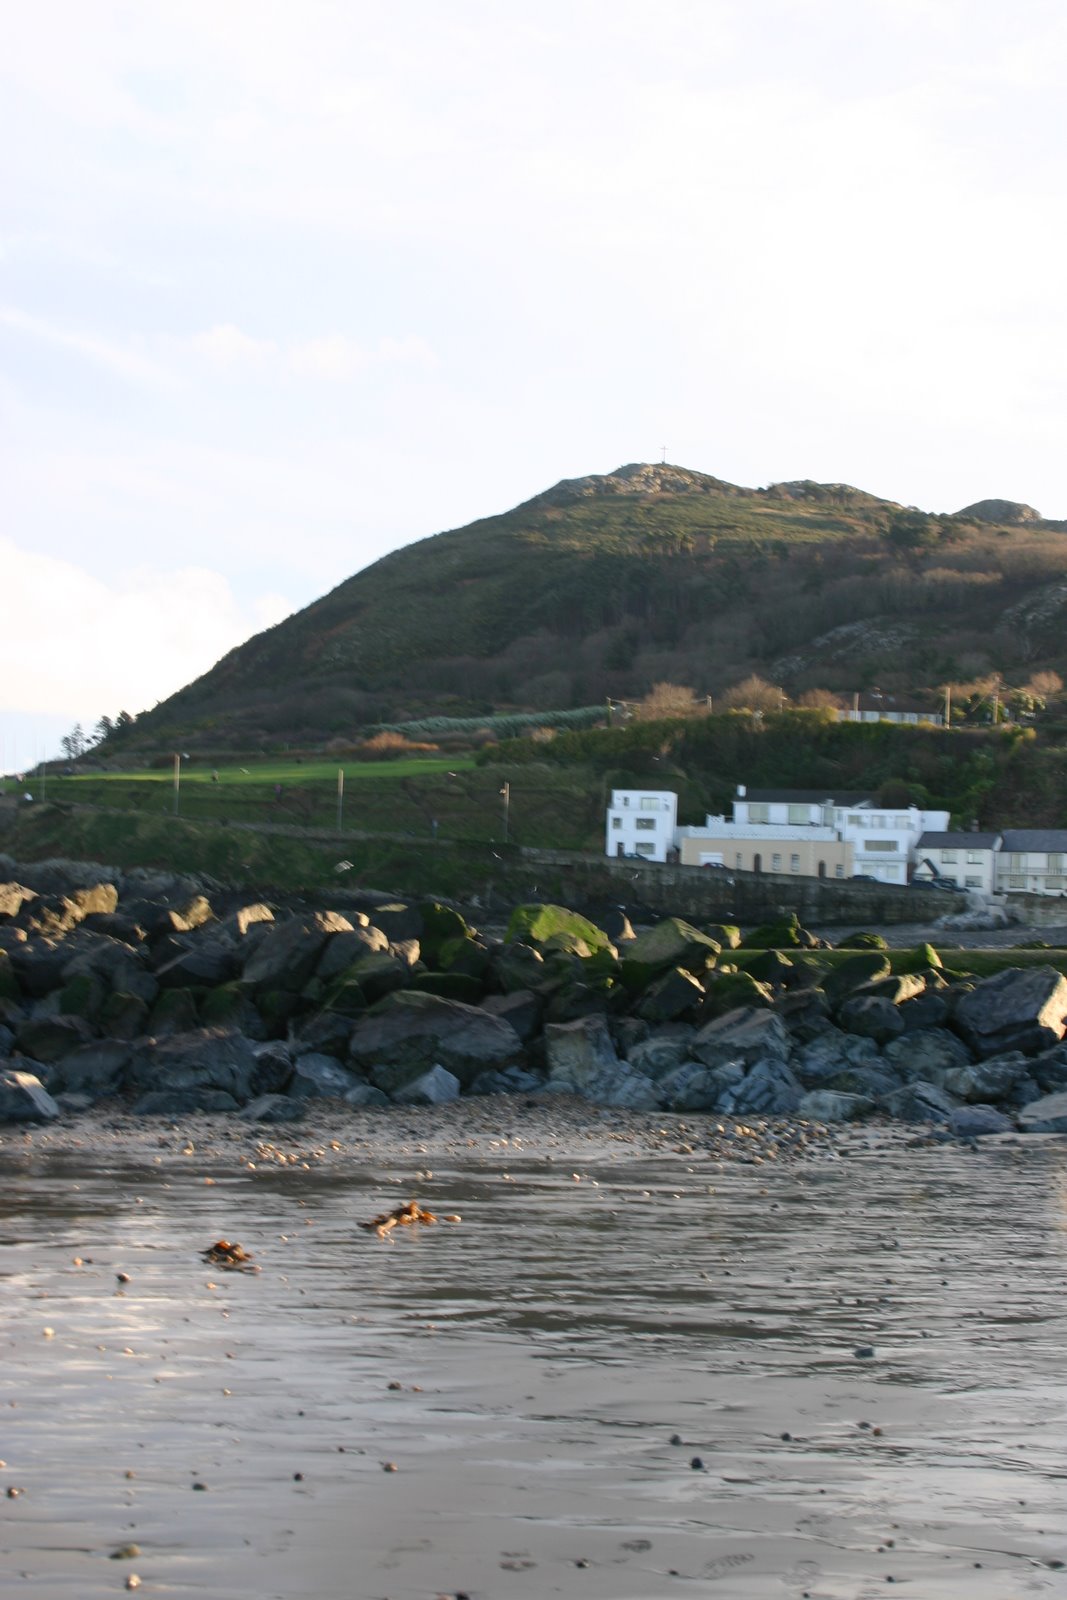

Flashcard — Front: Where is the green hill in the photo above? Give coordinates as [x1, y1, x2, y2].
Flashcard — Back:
[118, 462, 1067, 751]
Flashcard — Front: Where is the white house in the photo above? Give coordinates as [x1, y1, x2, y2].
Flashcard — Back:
[605, 789, 678, 862]
[727, 787, 950, 884]
[995, 831, 1067, 896]
[914, 832, 1001, 894]
[836, 691, 944, 727]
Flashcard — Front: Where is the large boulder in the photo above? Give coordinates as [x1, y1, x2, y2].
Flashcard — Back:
[15, 1014, 95, 1061]
[657, 1058, 741, 1111]
[480, 990, 543, 1044]
[798, 1089, 876, 1122]
[690, 1006, 791, 1071]
[884, 1028, 972, 1082]
[620, 918, 719, 990]
[289, 1053, 363, 1099]
[241, 912, 354, 992]
[1017, 1091, 1067, 1133]
[0, 1069, 59, 1123]
[794, 1028, 882, 1088]
[823, 953, 892, 1008]
[348, 990, 523, 1093]
[837, 995, 906, 1045]
[543, 1014, 619, 1096]
[627, 1026, 695, 1080]
[47, 1040, 130, 1098]
[392, 1065, 462, 1106]
[940, 1053, 1030, 1104]
[637, 967, 705, 1023]
[881, 1080, 959, 1123]
[953, 967, 1067, 1058]
[718, 1057, 803, 1116]
[949, 1104, 1015, 1137]
[505, 903, 613, 956]
[126, 1028, 259, 1105]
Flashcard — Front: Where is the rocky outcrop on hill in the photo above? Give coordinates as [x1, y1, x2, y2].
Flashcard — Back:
[0, 856, 1065, 1137]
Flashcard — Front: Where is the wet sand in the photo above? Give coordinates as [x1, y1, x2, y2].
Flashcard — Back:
[2, 1105, 1067, 1599]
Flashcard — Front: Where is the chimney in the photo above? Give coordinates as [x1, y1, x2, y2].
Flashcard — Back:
[737, 783, 746, 798]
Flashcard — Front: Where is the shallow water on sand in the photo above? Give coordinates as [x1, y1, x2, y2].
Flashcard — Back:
[2, 1133, 1067, 1599]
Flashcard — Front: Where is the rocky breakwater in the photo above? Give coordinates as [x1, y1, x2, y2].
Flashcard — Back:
[2, 856, 1067, 1139]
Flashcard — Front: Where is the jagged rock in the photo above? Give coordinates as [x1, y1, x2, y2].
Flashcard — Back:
[791, 1028, 883, 1087]
[627, 1026, 695, 1080]
[126, 1028, 259, 1103]
[949, 1104, 1015, 1136]
[241, 912, 354, 991]
[954, 966, 1067, 1058]
[342, 1080, 391, 1107]
[705, 922, 741, 950]
[240, 1093, 306, 1122]
[597, 1067, 659, 1110]
[544, 980, 613, 1022]
[719, 1058, 802, 1116]
[200, 982, 270, 1040]
[620, 918, 719, 990]
[491, 941, 548, 994]
[777, 986, 832, 1039]
[690, 1006, 791, 1071]
[880, 1080, 959, 1123]
[155, 944, 239, 989]
[940, 1053, 1030, 1103]
[56, 972, 106, 1022]
[598, 906, 635, 944]
[1029, 1043, 1067, 1094]
[837, 995, 906, 1045]
[657, 1059, 741, 1111]
[895, 943, 943, 974]
[349, 990, 523, 1093]
[249, 1041, 293, 1096]
[1017, 1090, 1067, 1132]
[637, 967, 705, 1023]
[437, 933, 493, 980]
[47, 1040, 130, 1098]
[840, 931, 889, 951]
[99, 992, 150, 1040]
[9, 940, 71, 997]
[480, 990, 543, 1043]
[798, 1089, 876, 1122]
[826, 1064, 901, 1099]
[543, 1014, 619, 1094]
[292, 1007, 359, 1059]
[0, 1069, 59, 1123]
[744, 949, 796, 987]
[506, 902, 613, 955]
[315, 926, 389, 982]
[416, 900, 471, 964]
[857, 974, 927, 1006]
[897, 990, 950, 1031]
[219, 903, 275, 939]
[823, 953, 892, 1007]
[345, 950, 426, 1003]
[0, 883, 37, 920]
[411, 971, 484, 1004]
[392, 1065, 461, 1105]
[15, 1013, 95, 1061]
[148, 988, 199, 1037]
[289, 1053, 362, 1099]
[884, 1028, 972, 1081]
[469, 1064, 544, 1095]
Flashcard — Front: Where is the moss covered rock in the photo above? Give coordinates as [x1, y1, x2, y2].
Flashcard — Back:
[505, 903, 614, 955]
[620, 918, 720, 991]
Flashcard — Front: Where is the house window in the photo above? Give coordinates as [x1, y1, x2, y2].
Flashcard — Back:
[635, 842, 655, 856]
[1006, 854, 1023, 871]
[966, 852, 982, 864]
[748, 803, 770, 823]
[1008, 875, 1025, 888]
[622, 796, 630, 806]
[867, 840, 897, 852]
[790, 854, 800, 872]
[835, 864, 844, 878]
[635, 818, 656, 831]
[640, 796, 660, 810]
[847, 814, 863, 826]
[611, 817, 622, 829]
[941, 850, 958, 863]
[787, 804, 809, 824]
[965, 876, 982, 888]
[772, 853, 782, 870]
[735, 852, 743, 868]
[1050, 854, 1064, 871]
[1048, 876, 1067, 889]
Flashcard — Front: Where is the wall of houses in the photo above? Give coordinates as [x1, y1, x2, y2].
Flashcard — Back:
[677, 831, 853, 878]
[604, 788, 678, 863]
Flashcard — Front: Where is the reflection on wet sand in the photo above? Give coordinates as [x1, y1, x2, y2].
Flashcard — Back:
[1, 1127, 1066, 1598]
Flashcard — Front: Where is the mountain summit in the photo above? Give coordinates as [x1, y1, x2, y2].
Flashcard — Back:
[123, 465, 1067, 752]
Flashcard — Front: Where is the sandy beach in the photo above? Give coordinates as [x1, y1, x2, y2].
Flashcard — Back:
[2, 1103, 1067, 1600]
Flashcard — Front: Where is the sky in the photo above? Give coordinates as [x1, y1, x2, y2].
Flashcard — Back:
[3, 0, 1067, 767]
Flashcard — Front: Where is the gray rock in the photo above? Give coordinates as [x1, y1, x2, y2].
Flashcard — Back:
[15, 1014, 95, 1061]
[658, 1059, 742, 1111]
[637, 967, 705, 1023]
[544, 1014, 619, 1094]
[690, 1006, 791, 1071]
[315, 926, 390, 982]
[718, 1057, 802, 1116]
[1017, 1090, 1067, 1133]
[48, 1040, 130, 1098]
[627, 1027, 695, 1080]
[469, 1064, 544, 1096]
[480, 990, 543, 1044]
[954, 966, 1067, 1058]
[837, 995, 905, 1045]
[391, 1065, 461, 1106]
[880, 1080, 959, 1123]
[897, 990, 949, 1031]
[349, 990, 523, 1093]
[241, 912, 354, 991]
[342, 1080, 391, 1108]
[240, 1093, 306, 1122]
[290, 1053, 361, 1099]
[940, 1053, 1029, 1104]
[885, 1028, 973, 1082]
[795, 1028, 882, 1087]
[823, 952, 891, 1007]
[1029, 1042, 1067, 1094]
[154, 944, 239, 989]
[249, 1041, 293, 1095]
[0, 1068, 59, 1122]
[126, 1028, 259, 1103]
[825, 1064, 901, 1099]
[133, 1088, 240, 1115]
[948, 1104, 1015, 1137]
[798, 1089, 876, 1122]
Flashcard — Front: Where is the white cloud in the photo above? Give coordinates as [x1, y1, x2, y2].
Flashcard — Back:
[0, 535, 291, 722]
[189, 322, 277, 369]
[0, 305, 174, 388]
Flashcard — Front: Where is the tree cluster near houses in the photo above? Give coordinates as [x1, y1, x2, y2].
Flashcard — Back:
[607, 784, 1067, 897]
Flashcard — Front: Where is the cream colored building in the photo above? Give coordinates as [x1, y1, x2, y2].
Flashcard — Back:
[677, 825, 853, 879]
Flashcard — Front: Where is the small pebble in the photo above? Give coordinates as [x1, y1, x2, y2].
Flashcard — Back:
[117, 1273, 131, 1284]
[293, 1472, 303, 1481]
[126, 1579, 141, 1592]
[192, 1481, 207, 1491]
[854, 1346, 875, 1359]
[110, 1545, 141, 1560]
[387, 1381, 402, 1390]
[382, 1461, 398, 1472]
[670, 1434, 683, 1446]
[689, 1456, 704, 1470]
[6, 1486, 23, 1498]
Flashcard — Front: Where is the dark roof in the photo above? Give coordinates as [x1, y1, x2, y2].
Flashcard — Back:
[741, 789, 874, 805]
[918, 832, 1000, 849]
[1000, 829, 1067, 850]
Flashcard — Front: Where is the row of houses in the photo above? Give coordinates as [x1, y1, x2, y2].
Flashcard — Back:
[605, 785, 1067, 896]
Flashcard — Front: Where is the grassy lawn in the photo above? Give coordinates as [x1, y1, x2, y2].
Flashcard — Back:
[27, 756, 607, 851]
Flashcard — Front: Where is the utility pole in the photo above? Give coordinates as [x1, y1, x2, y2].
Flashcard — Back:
[501, 781, 510, 843]
[173, 752, 181, 816]
[337, 768, 344, 831]
[944, 683, 952, 727]
[661, 445, 667, 464]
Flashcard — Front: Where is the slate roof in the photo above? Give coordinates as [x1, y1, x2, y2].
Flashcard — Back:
[918, 832, 1000, 849]
[999, 829, 1067, 851]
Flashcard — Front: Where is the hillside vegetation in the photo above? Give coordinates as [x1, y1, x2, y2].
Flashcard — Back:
[108, 462, 1067, 752]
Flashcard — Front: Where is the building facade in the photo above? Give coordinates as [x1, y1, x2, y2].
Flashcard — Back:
[914, 832, 1001, 894]
[995, 831, 1067, 896]
[605, 789, 678, 862]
